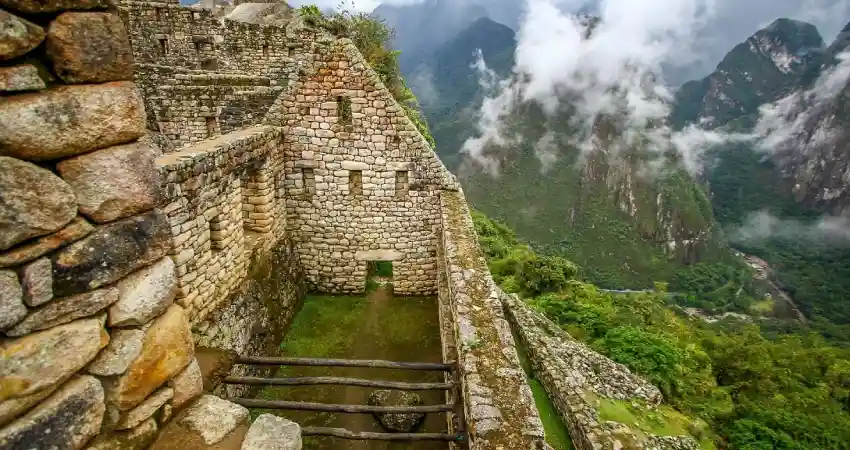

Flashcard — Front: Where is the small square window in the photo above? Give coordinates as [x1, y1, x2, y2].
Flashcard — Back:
[158, 38, 169, 56]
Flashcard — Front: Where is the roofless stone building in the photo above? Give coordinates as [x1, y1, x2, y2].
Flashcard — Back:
[0, 1, 703, 449]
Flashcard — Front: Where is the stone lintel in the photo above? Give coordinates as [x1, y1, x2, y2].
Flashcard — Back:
[386, 162, 414, 171]
[354, 250, 403, 261]
[294, 160, 316, 169]
[341, 161, 369, 171]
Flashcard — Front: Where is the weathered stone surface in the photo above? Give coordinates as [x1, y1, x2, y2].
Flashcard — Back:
[0, 82, 146, 161]
[0, 0, 111, 14]
[6, 288, 118, 336]
[0, 216, 93, 269]
[367, 390, 425, 432]
[182, 396, 249, 445]
[20, 257, 52, 307]
[0, 381, 59, 428]
[106, 305, 193, 410]
[150, 396, 249, 450]
[57, 142, 164, 223]
[169, 358, 203, 409]
[0, 376, 105, 450]
[87, 328, 145, 376]
[0, 270, 25, 330]
[52, 210, 171, 297]
[0, 9, 43, 61]
[116, 387, 173, 430]
[0, 64, 45, 91]
[47, 12, 134, 84]
[354, 250, 403, 261]
[108, 257, 177, 327]
[0, 156, 77, 251]
[85, 417, 158, 450]
[241, 414, 302, 450]
[0, 316, 108, 400]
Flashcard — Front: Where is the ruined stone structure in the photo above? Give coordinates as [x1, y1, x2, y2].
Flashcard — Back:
[0, 0, 548, 448]
[502, 292, 700, 450]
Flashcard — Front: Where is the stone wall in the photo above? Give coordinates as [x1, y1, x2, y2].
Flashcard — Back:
[501, 292, 700, 450]
[119, 0, 314, 149]
[0, 2, 202, 448]
[156, 125, 292, 322]
[267, 37, 459, 295]
[437, 190, 546, 450]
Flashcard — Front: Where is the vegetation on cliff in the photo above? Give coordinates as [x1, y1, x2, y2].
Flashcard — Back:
[474, 211, 850, 450]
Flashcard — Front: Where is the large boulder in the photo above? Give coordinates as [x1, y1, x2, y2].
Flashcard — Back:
[0, 216, 93, 269]
[0, 156, 77, 251]
[149, 395, 249, 450]
[57, 142, 163, 224]
[0, 315, 109, 401]
[241, 414, 302, 450]
[6, 287, 119, 336]
[0, 9, 44, 61]
[367, 390, 426, 433]
[0, 269, 25, 330]
[0, 82, 146, 161]
[0, 0, 111, 14]
[0, 375, 105, 450]
[52, 210, 171, 297]
[46, 12, 134, 84]
[108, 257, 177, 327]
[104, 305, 194, 411]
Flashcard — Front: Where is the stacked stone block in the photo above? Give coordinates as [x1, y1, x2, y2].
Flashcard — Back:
[501, 291, 700, 450]
[157, 126, 287, 322]
[268, 37, 459, 295]
[437, 190, 546, 450]
[119, 0, 314, 150]
[0, 2, 202, 448]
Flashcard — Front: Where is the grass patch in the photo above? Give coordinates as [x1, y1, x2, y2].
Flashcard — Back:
[511, 328, 575, 450]
[592, 395, 716, 450]
[749, 296, 775, 315]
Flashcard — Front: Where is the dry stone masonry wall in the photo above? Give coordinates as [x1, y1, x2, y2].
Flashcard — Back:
[0, 2, 203, 448]
[438, 190, 547, 450]
[269, 37, 459, 295]
[0, 0, 556, 447]
[501, 292, 700, 450]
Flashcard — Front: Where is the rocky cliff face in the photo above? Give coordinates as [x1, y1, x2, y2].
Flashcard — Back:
[672, 19, 825, 129]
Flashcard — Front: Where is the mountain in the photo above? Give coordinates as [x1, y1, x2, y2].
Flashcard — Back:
[671, 19, 825, 129]
[373, 0, 489, 73]
[410, 17, 517, 167]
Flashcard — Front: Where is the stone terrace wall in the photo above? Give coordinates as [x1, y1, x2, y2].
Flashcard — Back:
[501, 292, 699, 450]
[119, 0, 314, 149]
[267, 37, 459, 295]
[437, 190, 546, 450]
[136, 65, 284, 148]
[0, 3, 202, 448]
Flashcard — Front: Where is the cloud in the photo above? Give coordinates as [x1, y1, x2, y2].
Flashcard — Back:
[754, 52, 850, 156]
[461, 0, 749, 177]
[730, 210, 850, 244]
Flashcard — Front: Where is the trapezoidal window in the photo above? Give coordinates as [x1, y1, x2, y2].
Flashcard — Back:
[158, 38, 169, 56]
[337, 96, 352, 125]
[262, 44, 269, 57]
[349, 170, 362, 196]
[395, 171, 409, 198]
[302, 168, 316, 196]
